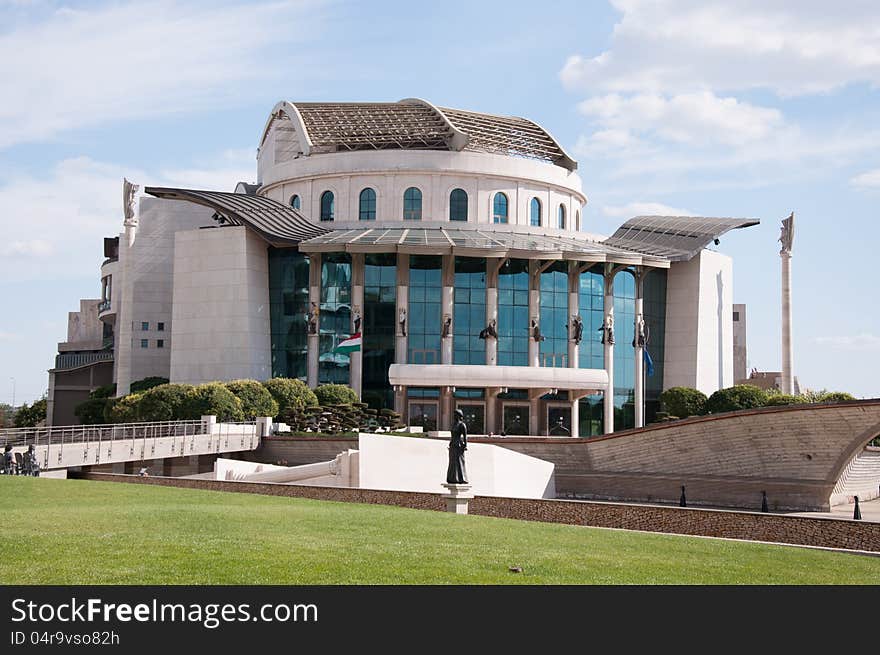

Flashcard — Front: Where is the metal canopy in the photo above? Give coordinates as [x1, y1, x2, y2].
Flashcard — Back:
[145, 187, 331, 245]
[603, 215, 760, 261]
[298, 224, 668, 267]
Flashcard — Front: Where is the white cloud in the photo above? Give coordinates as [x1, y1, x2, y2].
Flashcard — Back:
[560, 0, 880, 96]
[813, 334, 880, 350]
[851, 169, 880, 188]
[601, 202, 695, 218]
[0, 151, 257, 282]
[0, 0, 328, 149]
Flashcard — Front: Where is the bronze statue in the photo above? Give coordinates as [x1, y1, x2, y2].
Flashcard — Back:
[446, 409, 468, 484]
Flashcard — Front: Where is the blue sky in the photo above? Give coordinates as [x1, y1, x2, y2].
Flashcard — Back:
[1, 0, 879, 405]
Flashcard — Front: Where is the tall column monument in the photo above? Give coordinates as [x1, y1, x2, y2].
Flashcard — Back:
[779, 212, 795, 395]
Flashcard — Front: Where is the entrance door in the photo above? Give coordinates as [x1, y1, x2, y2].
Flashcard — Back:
[456, 402, 485, 435]
[408, 401, 438, 432]
[547, 405, 572, 436]
[502, 404, 529, 436]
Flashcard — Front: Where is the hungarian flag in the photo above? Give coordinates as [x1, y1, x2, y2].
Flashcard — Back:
[333, 333, 361, 354]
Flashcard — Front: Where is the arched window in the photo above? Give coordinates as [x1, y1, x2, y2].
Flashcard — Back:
[359, 188, 376, 220]
[403, 187, 422, 220]
[449, 189, 468, 221]
[320, 191, 334, 222]
[530, 197, 542, 227]
[575, 210, 580, 232]
[558, 204, 566, 229]
[290, 194, 301, 210]
[493, 192, 508, 224]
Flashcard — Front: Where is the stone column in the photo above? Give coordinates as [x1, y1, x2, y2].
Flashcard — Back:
[307, 253, 321, 388]
[350, 253, 364, 399]
[781, 250, 793, 395]
[394, 254, 409, 416]
[603, 266, 615, 434]
[440, 386, 453, 431]
[441, 255, 454, 365]
[634, 270, 645, 429]
[485, 259, 499, 367]
[528, 260, 540, 368]
[485, 388, 499, 435]
[570, 395, 580, 439]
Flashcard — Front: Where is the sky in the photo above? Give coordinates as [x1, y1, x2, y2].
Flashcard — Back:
[1, 0, 879, 405]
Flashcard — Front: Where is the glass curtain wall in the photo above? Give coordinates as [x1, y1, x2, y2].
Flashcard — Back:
[613, 270, 636, 430]
[318, 253, 351, 384]
[453, 257, 486, 365]
[643, 269, 667, 423]
[268, 248, 310, 380]
[363, 254, 396, 410]
[408, 255, 442, 364]
[577, 265, 606, 436]
[497, 259, 529, 366]
[540, 262, 569, 367]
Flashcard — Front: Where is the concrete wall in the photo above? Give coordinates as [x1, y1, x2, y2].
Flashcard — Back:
[62, 299, 104, 350]
[357, 433, 555, 499]
[170, 226, 272, 384]
[48, 360, 114, 426]
[663, 250, 734, 395]
[732, 303, 747, 383]
[115, 198, 215, 394]
[80, 473, 880, 553]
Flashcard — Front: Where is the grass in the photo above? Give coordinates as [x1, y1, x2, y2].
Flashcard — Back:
[1, 477, 878, 584]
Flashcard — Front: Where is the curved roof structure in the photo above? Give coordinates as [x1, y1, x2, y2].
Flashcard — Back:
[260, 98, 578, 171]
[144, 187, 331, 244]
[603, 215, 760, 261]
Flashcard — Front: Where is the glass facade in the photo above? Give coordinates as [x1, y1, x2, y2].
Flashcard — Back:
[540, 262, 569, 367]
[363, 254, 396, 410]
[643, 268, 667, 423]
[530, 197, 541, 226]
[403, 187, 422, 220]
[493, 193, 508, 224]
[453, 257, 486, 365]
[497, 259, 529, 366]
[359, 188, 376, 220]
[408, 255, 441, 364]
[577, 266, 605, 371]
[558, 204, 566, 229]
[449, 189, 468, 221]
[613, 270, 636, 430]
[318, 253, 351, 384]
[320, 191, 334, 221]
[268, 248, 310, 380]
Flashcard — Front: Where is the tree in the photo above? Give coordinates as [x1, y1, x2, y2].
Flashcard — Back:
[314, 384, 359, 406]
[659, 387, 707, 418]
[706, 385, 769, 414]
[816, 391, 856, 403]
[763, 394, 802, 406]
[263, 378, 318, 417]
[14, 398, 47, 427]
[129, 377, 169, 393]
[74, 398, 110, 424]
[105, 394, 144, 423]
[137, 384, 194, 421]
[181, 383, 244, 422]
[224, 380, 279, 420]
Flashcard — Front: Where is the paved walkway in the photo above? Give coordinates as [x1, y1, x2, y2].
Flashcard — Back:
[786, 498, 880, 523]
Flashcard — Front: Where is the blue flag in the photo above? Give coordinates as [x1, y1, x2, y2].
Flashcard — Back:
[644, 348, 655, 377]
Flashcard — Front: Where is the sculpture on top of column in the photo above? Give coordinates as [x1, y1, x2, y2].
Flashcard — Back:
[779, 212, 794, 254]
[398, 308, 407, 336]
[446, 408, 468, 484]
[530, 318, 544, 342]
[441, 314, 452, 339]
[633, 314, 647, 348]
[479, 318, 497, 340]
[123, 178, 139, 225]
[599, 313, 614, 345]
[570, 314, 584, 345]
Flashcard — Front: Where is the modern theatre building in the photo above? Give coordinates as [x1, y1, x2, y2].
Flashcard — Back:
[50, 98, 757, 436]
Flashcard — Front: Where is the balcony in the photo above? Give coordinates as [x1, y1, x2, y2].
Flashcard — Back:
[98, 299, 111, 313]
[54, 351, 114, 371]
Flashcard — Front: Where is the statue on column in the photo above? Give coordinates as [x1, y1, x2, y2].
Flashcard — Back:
[570, 314, 584, 345]
[123, 178, 139, 225]
[479, 318, 497, 340]
[306, 302, 319, 335]
[441, 314, 452, 339]
[599, 313, 614, 345]
[352, 306, 361, 333]
[779, 212, 794, 254]
[398, 308, 407, 336]
[530, 318, 544, 342]
[446, 408, 468, 484]
[633, 314, 647, 348]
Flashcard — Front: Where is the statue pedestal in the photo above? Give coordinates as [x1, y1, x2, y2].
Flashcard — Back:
[441, 483, 473, 514]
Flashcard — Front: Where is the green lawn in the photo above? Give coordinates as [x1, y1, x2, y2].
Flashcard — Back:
[0, 477, 877, 584]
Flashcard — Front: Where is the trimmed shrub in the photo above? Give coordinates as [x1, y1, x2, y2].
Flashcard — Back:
[263, 378, 318, 416]
[105, 394, 143, 423]
[816, 391, 856, 403]
[706, 385, 769, 414]
[182, 383, 244, 422]
[90, 384, 117, 399]
[763, 394, 802, 406]
[138, 383, 194, 421]
[129, 377, 169, 394]
[314, 384, 359, 406]
[224, 380, 279, 420]
[74, 398, 110, 425]
[659, 387, 707, 418]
